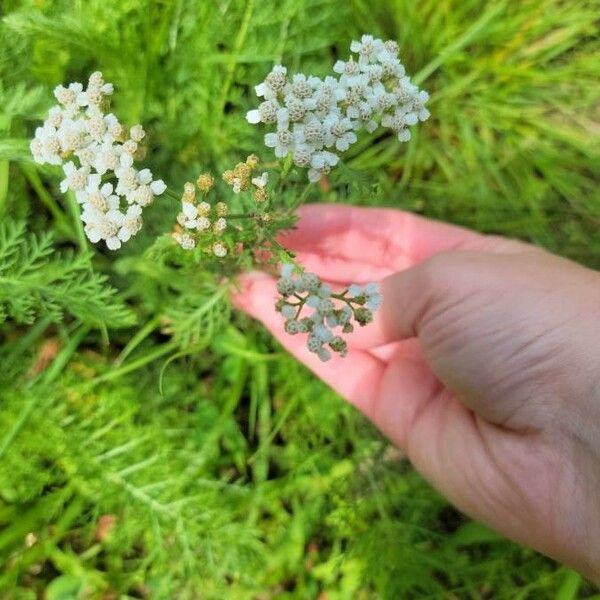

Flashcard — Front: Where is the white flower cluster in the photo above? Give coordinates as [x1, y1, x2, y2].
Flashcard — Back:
[276, 264, 383, 361]
[30, 72, 166, 250]
[247, 34, 430, 182]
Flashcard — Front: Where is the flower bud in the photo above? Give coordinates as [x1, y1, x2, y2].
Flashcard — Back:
[196, 173, 214, 192]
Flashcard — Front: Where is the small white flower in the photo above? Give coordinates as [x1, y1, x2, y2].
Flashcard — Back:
[296, 118, 325, 147]
[83, 210, 121, 249]
[348, 101, 377, 133]
[246, 99, 280, 125]
[92, 140, 119, 175]
[197, 217, 211, 231]
[151, 179, 167, 195]
[122, 139, 138, 155]
[57, 118, 87, 153]
[130, 124, 145, 142]
[333, 58, 361, 77]
[251, 172, 269, 188]
[130, 184, 153, 207]
[180, 201, 199, 229]
[87, 71, 113, 96]
[213, 217, 227, 232]
[138, 168, 153, 185]
[46, 106, 63, 128]
[212, 241, 227, 258]
[60, 161, 90, 198]
[31, 124, 62, 165]
[308, 151, 339, 182]
[350, 34, 384, 64]
[173, 231, 196, 250]
[381, 108, 418, 141]
[246, 109, 261, 124]
[379, 56, 406, 80]
[117, 205, 143, 242]
[104, 113, 124, 140]
[81, 182, 119, 215]
[264, 124, 298, 159]
[323, 114, 357, 152]
[255, 65, 288, 99]
[53, 82, 83, 107]
[292, 143, 314, 168]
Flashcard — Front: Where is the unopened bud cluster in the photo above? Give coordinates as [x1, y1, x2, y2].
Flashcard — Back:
[172, 155, 274, 257]
[30, 72, 166, 250]
[275, 264, 383, 361]
[222, 154, 270, 203]
[247, 34, 430, 182]
[172, 175, 229, 257]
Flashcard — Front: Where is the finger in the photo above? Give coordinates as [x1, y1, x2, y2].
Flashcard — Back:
[367, 346, 443, 448]
[368, 338, 422, 363]
[343, 257, 453, 350]
[279, 204, 511, 269]
[232, 272, 385, 414]
[293, 250, 400, 286]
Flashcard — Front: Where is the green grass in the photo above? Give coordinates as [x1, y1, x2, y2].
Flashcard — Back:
[0, 0, 599, 597]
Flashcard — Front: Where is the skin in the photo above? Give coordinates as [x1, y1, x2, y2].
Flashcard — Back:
[233, 204, 600, 582]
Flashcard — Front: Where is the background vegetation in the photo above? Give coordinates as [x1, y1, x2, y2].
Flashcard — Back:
[1, 0, 599, 597]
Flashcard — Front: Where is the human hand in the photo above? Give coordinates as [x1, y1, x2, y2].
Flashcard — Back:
[233, 204, 600, 581]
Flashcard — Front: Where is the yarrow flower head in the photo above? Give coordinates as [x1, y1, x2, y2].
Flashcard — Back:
[247, 35, 430, 182]
[275, 264, 383, 361]
[30, 72, 166, 249]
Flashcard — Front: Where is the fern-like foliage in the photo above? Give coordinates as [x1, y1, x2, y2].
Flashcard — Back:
[0, 221, 135, 327]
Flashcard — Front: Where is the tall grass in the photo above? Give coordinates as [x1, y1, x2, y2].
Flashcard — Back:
[0, 0, 598, 597]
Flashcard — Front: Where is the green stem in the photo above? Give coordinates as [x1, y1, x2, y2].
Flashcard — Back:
[331, 290, 358, 311]
[217, 0, 255, 119]
[114, 315, 161, 366]
[291, 181, 312, 210]
[21, 165, 75, 240]
[89, 342, 176, 386]
[165, 187, 181, 201]
[264, 229, 294, 262]
[277, 155, 294, 193]
[66, 191, 87, 252]
[227, 213, 256, 220]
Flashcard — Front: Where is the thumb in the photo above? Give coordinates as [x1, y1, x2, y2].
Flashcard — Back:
[347, 252, 459, 350]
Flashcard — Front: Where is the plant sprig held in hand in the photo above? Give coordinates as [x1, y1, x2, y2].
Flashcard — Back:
[30, 34, 429, 361]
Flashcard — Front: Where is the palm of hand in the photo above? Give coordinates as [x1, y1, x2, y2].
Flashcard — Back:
[235, 204, 600, 578]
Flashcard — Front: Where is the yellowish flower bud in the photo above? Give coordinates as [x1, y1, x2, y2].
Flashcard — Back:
[183, 182, 196, 201]
[222, 169, 235, 184]
[254, 188, 268, 203]
[245, 154, 260, 168]
[197, 201, 211, 216]
[233, 162, 251, 180]
[196, 173, 214, 192]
